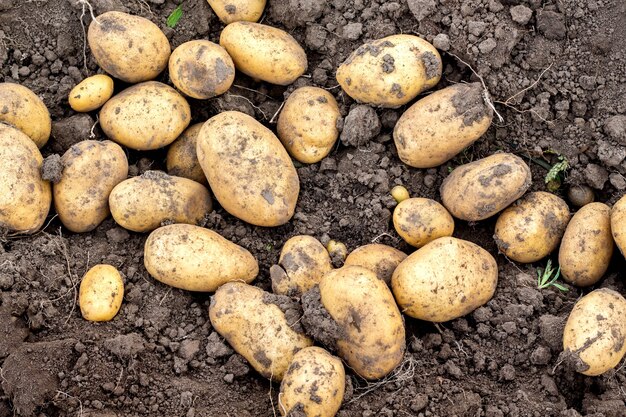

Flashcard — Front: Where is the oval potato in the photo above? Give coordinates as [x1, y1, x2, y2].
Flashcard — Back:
[166, 123, 207, 184]
[0, 83, 51, 148]
[393, 198, 454, 248]
[79, 264, 124, 322]
[611, 195, 626, 256]
[207, 0, 266, 23]
[69, 74, 115, 112]
[344, 244, 407, 285]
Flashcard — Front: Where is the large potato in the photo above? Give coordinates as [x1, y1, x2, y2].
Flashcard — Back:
[563, 288, 626, 376]
[336, 35, 442, 108]
[343, 244, 407, 285]
[166, 123, 207, 185]
[394, 83, 493, 168]
[88, 11, 170, 83]
[611, 195, 626, 255]
[393, 198, 454, 248]
[144, 224, 258, 292]
[0, 124, 51, 233]
[68, 74, 115, 112]
[558, 202, 613, 287]
[220, 22, 307, 85]
[441, 153, 532, 221]
[100, 81, 191, 150]
[79, 264, 124, 322]
[109, 171, 212, 233]
[197, 111, 299, 227]
[209, 282, 313, 380]
[0, 83, 51, 148]
[207, 0, 266, 23]
[54, 140, 128, 233]
[392, 237, 498, 322]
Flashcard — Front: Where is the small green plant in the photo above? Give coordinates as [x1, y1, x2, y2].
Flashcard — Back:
[167, 3, 184, 28]
[537, 259, 568, 291]
[544, 154, 569, 192]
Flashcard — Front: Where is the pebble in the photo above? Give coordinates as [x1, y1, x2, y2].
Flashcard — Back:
[479, 38, 497, 54]
[433, 33, 450, 51]
[510, 5, 533, 25]
[342, 22, 363, 40]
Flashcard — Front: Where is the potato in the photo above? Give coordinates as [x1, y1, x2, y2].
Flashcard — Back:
[567, 184, 594, 207]
[558, 202, 614, 287]
[393, 198, 454, 248]
[79, 264, 124, 322]
[343, 244, 407, 285]
[54, 140, 128, 233]
[109, 171, 212, 233]
[68, 74, 115, 112]
[197, 111, 299, 227]
[393, 83, 493, 168]
[0, 124, 51, 233]
[0, 83, 51, 148]
[441, 153, 532, 221]
[390, 185, 410, 203]
[562, 288, 626, 376]
[88, 11, 170, 83]
[207, 0, 266, 23]
[392, 237, 498, 322]
[611, 195, 626, 256]
[166, 123, 207, 185]
[209, 282, 313, 380]
[276, 87, 341, 164]
[270, 235, 333, 297]
[279, 347, 345, 417]
[336, 34, 442, 108]
[220, 22, 307, 85]
[144, 224, 258, 291]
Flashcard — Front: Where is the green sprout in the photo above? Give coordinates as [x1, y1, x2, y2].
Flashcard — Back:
[167, 3, 184, 28]
[537, 259, 568, 292]
[544, 154, 569, 192]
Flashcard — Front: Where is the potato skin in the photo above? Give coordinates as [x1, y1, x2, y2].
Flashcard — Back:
[166, 123, 207, 185]
[392, 237, 498, 322]
[87, 11, 170, 83]
[344, 244, 407, 285]
[207, 0, 266, 23]
[69, 74, 115, 112]
[144, 224, 258, 292]
[563, 288, 626, 376]
[79, 264, 124, 322]
[558, 202, 614, 287]
[0, 83, 51, 148]
[394, 83, 493, 168]
[220, 22, 307, 85]
[0, 124, 51, 233]
[441, 153, 532, 221]
[393, 198, 454, 248]
[611, 195, 626, 256]
[197, 111, 299, 227]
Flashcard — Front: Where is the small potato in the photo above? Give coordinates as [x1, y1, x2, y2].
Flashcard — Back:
[79, 264, 124, 322]
[277, 87, 341, 164]
[567, 185, 594, 207]
[88, 11, 170, 83]
[563, 288, 626, 376]
[394, 83, 493, 168]
[393, 198, 454, 248]
[441, 153, 532, 221]
[207, 0, 266, 23]
[144, 224, 258, 292]
[0, 82, 51, 148]
[54, 140, 128, 233]
[392, 237, 498, 322]
[100, 81, 191, 150]
[69, 74, 115, 112]
[558, 202, 614, 286]
[611, 195, 626, 256]
[270, 235, 333, 297]
[209, 282, 313, 380]
[109, 171, 212, 233]
[344, 244, 407, 285]
[166, 123, 207, 184]
[390, 185, 410, 203]
[220, 22, 307, 85]
[279, 347, 345, 417]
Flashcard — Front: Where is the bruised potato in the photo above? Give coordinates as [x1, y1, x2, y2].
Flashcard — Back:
[79, 264, 124, 322]
[343, 244, 407, 285]
[393, 198, 454, 248]
[0, 82, 51, 148]
[207, 0, 266, 23]
[611, 195, 626, 256]
[166, 123, 207, 184]
[69, 74, 115, 112]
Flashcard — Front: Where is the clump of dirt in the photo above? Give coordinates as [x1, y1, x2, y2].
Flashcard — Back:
[301, 286, 345, 350]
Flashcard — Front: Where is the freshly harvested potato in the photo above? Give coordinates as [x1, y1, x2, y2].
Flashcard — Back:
[144, 224, 258, 292]
[197, 111, 299, 227]
[390, 185, 410, 203]
[208, 0, 266, 23]
[68, 74, 115, 112]
[209, 282, 313, 380]
[563, 288, 626, 376]
[441, 153, 532, 221]
[270, 235, 333, 297]
[494, 192, 571, 263]
[611, 195, 626, 256]
[279, 347, 345, 417]
[54, 140, 128, 233]
[394, 83, 493, 168]
[393, 198, 454, 248]
[344, 244, 407, 285]
[567, 184, 594, 207]
[336, 34, 442, 108]
[166, 123, 207, 184]
[0, 124, 51, 233]
[109, 171, 212, 233]
[0, 82, 51, 148]
[79, 264, 124, 322]
[88, 11, 170, 83]
[558, 202, 614, 286]
[392, 237, 498, 322]
[100, 81, 191, 150]
[220, 22, 307, 85]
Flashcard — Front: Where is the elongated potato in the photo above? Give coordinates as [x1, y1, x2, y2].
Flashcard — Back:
[344, 244, 407, 285]
[0, 83, 51, 148]
[208, 0, 266, 23]
[166, 123, 207, 184]
[611, 195, 626, 255]
[69, 74, 115, 112]
[79, 264, 124, 322]
[393, 198, 454, 248]
[144, 224, 258, 291]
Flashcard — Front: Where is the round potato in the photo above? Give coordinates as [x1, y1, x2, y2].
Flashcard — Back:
[79, 264, 124, 322]
[279, 347, 345, 417]
[394, 83, 493, 168]
[88, 11, 170, 83]
[567, 184, 594, 207]
[563, 288, 626, 376]
[68, 74, 115, 112]
[343, 244, 407, 285]
[0, 123, 51, 233]
[166, 123, 207, 184]
[207, 0, 266, 23]
[392, 237, 498, 322]
[144, 224, 258, 292]
[0, 83, 51, 148]
[611, 195, 626, 256]
[109, 171, 212, 233]
[209, 282, 313, 381]
[220, 22, 307, 85]
[197, 111, 299, 227]
[393, 198, 454, 248]
[558, 202, 613, 286]
[441, 153, 532, 221]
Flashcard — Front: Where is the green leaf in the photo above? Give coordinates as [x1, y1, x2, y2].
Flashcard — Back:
[551, 283, 569, 292]
[545, 157, 569, 185]
[167, 4, 183, 28]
